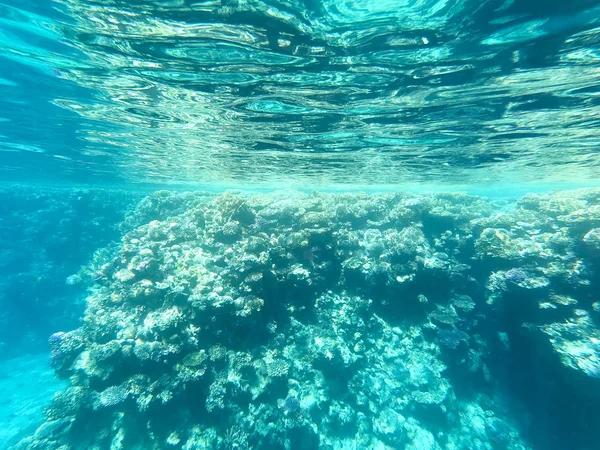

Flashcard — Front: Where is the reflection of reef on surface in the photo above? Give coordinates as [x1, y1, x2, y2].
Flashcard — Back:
[15, 189, 600, 450]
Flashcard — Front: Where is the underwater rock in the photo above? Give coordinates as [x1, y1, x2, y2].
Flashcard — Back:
[437, 329, 470, 350]
[92, 384, 130, 410]
[536, 316, 600, 392]
[504, 268, 550, 291]
[48, 330, 85, 376]
[281, 395, 301, 416]
[475, 228, 524, 261]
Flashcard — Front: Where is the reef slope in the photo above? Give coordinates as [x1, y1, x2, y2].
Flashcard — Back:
[16, 189, 600, 450]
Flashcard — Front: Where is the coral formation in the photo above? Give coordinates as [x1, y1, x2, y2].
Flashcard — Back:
[14, 188, 600, 450]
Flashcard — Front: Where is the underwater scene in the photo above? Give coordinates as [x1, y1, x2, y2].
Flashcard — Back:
[1, 1, 600, 450]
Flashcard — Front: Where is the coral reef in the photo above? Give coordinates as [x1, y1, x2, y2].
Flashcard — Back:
[14, 188, 600, 450]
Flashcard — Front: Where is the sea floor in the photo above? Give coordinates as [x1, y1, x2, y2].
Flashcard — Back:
[0, 354, 66, 449]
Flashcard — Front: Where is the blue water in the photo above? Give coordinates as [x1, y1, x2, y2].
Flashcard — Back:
[1, 1, 600, 449]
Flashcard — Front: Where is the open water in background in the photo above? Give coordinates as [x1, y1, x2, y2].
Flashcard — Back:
[1, 1, 600, 449]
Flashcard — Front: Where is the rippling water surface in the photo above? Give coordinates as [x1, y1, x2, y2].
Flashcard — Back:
[1, 0, 600, 187]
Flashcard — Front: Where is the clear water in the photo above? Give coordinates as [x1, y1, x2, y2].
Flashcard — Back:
[1, 1, 600, 450]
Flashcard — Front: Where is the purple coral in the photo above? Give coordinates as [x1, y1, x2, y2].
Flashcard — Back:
[48, 331, 83, 373]
[49, 331, 66, 346]
[505, 268, 528, 284]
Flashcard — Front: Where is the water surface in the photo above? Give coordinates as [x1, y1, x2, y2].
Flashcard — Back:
[1, 0, 599, 187]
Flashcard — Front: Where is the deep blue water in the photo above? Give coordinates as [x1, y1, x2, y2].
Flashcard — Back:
[1, 1, 600, 450]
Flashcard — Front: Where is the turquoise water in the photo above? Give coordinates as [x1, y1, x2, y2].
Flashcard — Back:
[1, 1, 600, 450]
[1, 0, 600, 187]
